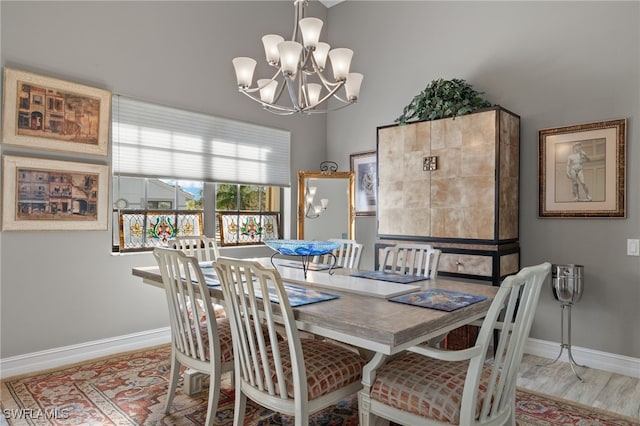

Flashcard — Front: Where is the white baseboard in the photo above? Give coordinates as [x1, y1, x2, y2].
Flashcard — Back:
[2, 331, 638, 380]
[0, 327, 171, 380]
[525, 337, 640, 379]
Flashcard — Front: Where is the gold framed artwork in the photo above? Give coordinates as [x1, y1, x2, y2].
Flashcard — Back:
[2, 155, 110, 231]
[2, 68, 111, 156]
[350, 150, 377, 216]
[538, 118, 626, 218]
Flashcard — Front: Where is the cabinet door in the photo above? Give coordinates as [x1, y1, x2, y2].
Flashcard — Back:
[430, 110, 497, 239]
[377, 122, 432, 237]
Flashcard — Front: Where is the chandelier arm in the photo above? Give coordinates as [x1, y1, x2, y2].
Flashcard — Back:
[305, 54, 342, 91]
[298, 69, 305, 108]
[329, 92, 352, 104]
[264, 107, 297, 116]
[271, 76, 289, 105]
[283, 75, 302, 112]
[292, 0, 305, 41]
[307, 82, 346, 109]
[238, 90, 298, 114]
[305, 208, 320, 219]
[302, 101, 356, 114]
[239, 68, 283, 94]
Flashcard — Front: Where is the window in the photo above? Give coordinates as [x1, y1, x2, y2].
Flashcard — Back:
[216, 184, 280, 246]
[111, 95, 290, 253]
[112, 177, 281, 252]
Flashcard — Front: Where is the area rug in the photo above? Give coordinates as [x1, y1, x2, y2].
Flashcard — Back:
[1, 345, 637, 426]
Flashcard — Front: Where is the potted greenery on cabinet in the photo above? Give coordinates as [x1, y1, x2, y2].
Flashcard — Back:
[395, 78, 492, 125]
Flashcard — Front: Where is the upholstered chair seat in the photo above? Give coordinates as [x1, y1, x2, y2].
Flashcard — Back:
[371, 353, 493, 424]
[262, 338, 365, 399]
[186, 318, 235, 363]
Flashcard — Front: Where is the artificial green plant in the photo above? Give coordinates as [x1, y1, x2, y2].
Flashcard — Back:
[395, 78, 492, 125]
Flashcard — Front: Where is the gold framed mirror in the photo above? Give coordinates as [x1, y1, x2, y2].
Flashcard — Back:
[297, 169, 355, 240]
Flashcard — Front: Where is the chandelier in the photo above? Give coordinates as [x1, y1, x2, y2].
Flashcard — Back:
[304, 161, 336, 218]
[232, 0, 363, 115]
[305, 182, 329, 218]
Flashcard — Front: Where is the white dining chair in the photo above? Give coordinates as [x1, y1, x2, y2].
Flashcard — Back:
[358, 262, 551, 426]
[172, 235, 225, 318]
[153, 247, 234, 426]
[214, 256, 366, 426]
[172, 235, 220, 263]
[379, 242, 441, 279]
[312, 238, 363, 269]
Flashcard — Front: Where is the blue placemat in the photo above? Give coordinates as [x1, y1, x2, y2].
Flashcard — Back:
[183, 265, 220, 287]
[389, 289, 487, 312]
[351, 270, 428, 284]
[253, 284, 339, 307]
[200, 268, 221, 287]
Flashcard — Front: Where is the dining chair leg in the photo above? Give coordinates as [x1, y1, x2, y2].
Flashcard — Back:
[165, 353, 180, 413]
[204, 369, 221, 426]
[233, 386, 247, 426]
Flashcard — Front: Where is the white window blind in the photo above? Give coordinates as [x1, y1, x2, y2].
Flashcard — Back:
[112, 95, 291, 187]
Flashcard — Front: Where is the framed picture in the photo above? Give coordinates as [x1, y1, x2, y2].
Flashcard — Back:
[538, 118, 626, 218]
[2, 68, 111, 156]
[350, 150, 377, 216]
[2, 155, 110, 231]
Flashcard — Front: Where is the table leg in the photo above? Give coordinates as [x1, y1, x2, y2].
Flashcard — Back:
[183, 369, 206, 396]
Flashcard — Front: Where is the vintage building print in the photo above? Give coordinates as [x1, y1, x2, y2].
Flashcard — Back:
[17, 167, 99, 221]
[15, 80, 102, 146]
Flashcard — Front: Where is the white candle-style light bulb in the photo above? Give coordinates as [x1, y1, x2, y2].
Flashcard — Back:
[258, 79, 278, 104]
[278, 41, 303, 76]
[328, 48, 353, 81]
[306, 83, 322, 107]
[299, 17, 323, 48]
[262, 34, 284, 65]
[232, 57, 257, 88]
[313, 42, 331, 70]
[306, 186, 317, 204]
[345, 73, 363, 101]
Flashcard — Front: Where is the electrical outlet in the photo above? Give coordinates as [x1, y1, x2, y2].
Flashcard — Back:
[627, 239, 640, 256]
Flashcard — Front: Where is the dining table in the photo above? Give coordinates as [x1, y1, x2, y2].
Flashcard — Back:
[132, 256, 498, 396]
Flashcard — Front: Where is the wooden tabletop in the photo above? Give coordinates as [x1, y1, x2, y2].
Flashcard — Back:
[132, 261, 497, 355]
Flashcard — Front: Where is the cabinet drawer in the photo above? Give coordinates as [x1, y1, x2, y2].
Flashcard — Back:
[439, 253, 493, 277]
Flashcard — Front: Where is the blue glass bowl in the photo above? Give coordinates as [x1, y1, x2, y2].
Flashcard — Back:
[265, 239, 340, 256]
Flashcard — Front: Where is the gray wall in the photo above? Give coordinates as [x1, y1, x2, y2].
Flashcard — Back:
[1, 1, 638, 361]
[0, 1, 328, 358]
[326, 2, 640, 358]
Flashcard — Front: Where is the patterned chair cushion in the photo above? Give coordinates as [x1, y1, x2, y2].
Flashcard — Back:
[370, 351, 492, 424]
[184, 317, 234, 363]
[262, 339, 365, 400]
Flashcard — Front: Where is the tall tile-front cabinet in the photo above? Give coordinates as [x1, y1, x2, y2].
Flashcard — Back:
[376, 107, 520, 285]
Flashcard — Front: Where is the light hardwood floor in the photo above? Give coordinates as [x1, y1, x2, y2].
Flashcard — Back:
[518, 353, 640, 420]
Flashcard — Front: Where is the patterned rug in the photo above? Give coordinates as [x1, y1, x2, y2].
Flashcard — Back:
[1, 345, 637, 426]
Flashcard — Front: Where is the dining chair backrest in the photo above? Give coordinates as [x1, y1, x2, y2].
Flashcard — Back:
[153, 247, 233, 426]
[214, 256, 365, 425]
[468, 262, 551, 423]
[312, 238, 363, 269]
[378, 243, 441, 279]
[215, 258, 300, 401]
[173, 235, 220, 262]
[359, 262, 551, 426]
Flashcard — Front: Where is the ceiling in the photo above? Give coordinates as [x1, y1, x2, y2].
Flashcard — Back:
[319, 0, 345, 8]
